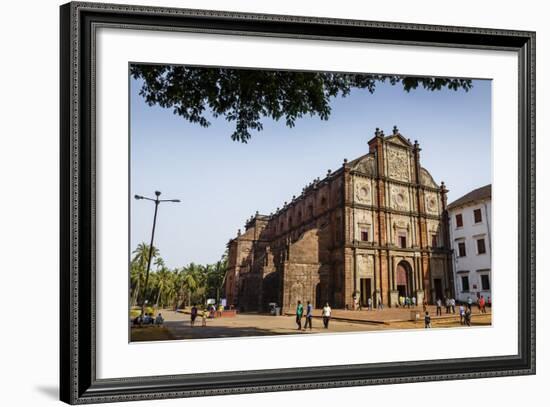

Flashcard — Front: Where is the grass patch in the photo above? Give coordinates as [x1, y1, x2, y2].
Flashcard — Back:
[130, 326, 174, 342]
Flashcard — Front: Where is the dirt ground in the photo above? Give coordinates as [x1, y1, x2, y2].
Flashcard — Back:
[130, 307, 491, 342]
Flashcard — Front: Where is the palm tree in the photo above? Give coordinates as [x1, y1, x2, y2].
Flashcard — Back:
[211, 258, 227, 303]
[180, 263, 202, 307]
[163, 269, 179, 309]
[154, 266, 171, 307]
[130, 242, 159, 306]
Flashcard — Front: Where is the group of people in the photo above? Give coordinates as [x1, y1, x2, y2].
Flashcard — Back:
[295, 301, 332, 330]
[424, 305, 473, 328]
[425, 295, 490, 328]
[132, 312, 164, 327]
[351, 294, 384, 311]
[189, 304, 216, 327]
[434, 297, 457, 316]
[397, 296, 417, 308]
[434, 295, 489, 317]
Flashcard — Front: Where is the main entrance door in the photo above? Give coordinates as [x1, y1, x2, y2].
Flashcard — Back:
[433, 278, 443, 301]
[396, 261, 412, 297]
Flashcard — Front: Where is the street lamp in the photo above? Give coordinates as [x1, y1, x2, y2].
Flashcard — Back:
[134, 190, 180, 317]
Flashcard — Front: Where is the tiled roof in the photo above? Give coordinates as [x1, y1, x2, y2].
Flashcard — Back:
[447, 184, 491, 210]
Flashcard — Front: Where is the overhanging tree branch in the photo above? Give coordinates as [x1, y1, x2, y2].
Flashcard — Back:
[131, 65, 472, 143]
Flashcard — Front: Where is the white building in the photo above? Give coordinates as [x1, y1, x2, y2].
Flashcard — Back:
[447, 184, 491, 303]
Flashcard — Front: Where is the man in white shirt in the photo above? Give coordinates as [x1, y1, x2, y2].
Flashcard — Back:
[322, 303, 332, 329]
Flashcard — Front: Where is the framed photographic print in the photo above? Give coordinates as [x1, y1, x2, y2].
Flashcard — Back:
[60, 1, 536, 404]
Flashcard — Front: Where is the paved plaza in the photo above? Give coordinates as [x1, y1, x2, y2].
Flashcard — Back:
[131, 306, 492, 342]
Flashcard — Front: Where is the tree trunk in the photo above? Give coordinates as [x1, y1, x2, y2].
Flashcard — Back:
[155, 289, 161, 309]
[131, 281, 140, 306]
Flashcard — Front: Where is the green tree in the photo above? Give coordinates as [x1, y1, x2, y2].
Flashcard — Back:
[179, 263, 203, 307]
[153, 266, 172, 307]
[205, 257, 227, 303]
[130, 242, 159, 306]
[131, 65, 472, 143]
[163, 269, 179, 309]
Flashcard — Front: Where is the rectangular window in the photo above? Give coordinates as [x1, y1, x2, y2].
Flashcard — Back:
[431, 234, 438, 247]
[477, 238, 486, 254]
[461, 276, 469, 292]
[360, 229, 369, 241]
[458, 242, 466, 257]
[456, 213, 463, 228]
[399, 235, 407, 248]
[474, 208, 482, 223]
[481, 274, 490, 290]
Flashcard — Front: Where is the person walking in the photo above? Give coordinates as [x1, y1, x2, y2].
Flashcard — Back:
[467, 297, 473, 311]
[424, 311, 432, 328]
[464, 307, 472, 327]
[304, 301, 313, 330]
[423, 298, 428, 312]
[436, 298, 442, 316]
[479, 296, 486, 314]
[201, 308, 207, 327]
[459, 304, 465, 325]
[367, 296, 373, 311]
[190, 305, 198, 327]
[322, 302, 331, 328]
[377, 294, 384, 311]
[412, 296, 417, 308]
[450, 298, 456, 314]
[445, 297, 451, 314]
[296, 300, 304, 330]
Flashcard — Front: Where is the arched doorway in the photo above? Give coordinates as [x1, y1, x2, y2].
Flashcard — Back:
[396, 261, 413, 298]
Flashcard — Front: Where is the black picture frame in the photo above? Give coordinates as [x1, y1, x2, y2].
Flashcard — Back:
[60, 2, 536, 404]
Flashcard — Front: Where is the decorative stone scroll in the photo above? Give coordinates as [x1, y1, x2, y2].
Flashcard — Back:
[354, 155, 376, 176]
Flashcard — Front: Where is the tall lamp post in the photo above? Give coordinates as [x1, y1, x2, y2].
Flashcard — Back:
[134, 191, 180, 316]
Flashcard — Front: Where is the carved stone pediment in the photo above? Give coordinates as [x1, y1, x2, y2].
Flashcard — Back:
[385, 134, 411, 147]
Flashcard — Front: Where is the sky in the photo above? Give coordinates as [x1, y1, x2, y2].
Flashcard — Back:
[130, 71, 491, 269]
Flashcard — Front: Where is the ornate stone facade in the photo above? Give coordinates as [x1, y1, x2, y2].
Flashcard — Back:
[224, 127, 453, 312]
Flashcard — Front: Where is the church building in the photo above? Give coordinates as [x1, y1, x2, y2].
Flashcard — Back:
[224, 127, 454, 312]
